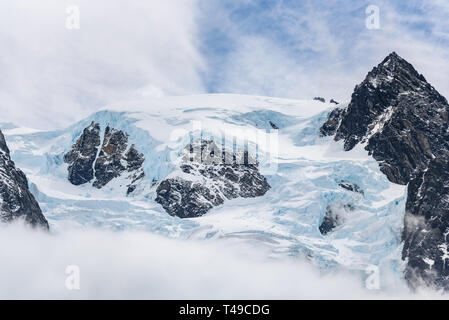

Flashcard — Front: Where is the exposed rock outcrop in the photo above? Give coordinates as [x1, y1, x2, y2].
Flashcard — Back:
[320, 51, 449, 290]
[65, 123, 145, 194]
[402, 156, 449, 290]
[64, 122, 101, 185]
[322, 52, 449, 185]
[155, 140, 270, 218]
[123, 145, 145, 195]
[0, 131, 48, 229]
[269, 121, 279, 130]
[338, 181, 364, 195]
[319, 203, 354, 235]
[319, 107, 345, 137]
[93, 126, 129, 189]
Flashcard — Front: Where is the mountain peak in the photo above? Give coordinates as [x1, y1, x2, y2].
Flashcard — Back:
[364, 52, 428, 90]
[320, 52, 448, 154]
[379, 52, 418, 75]
[382, 51, 401, 64]
[321, 52, 449, 182]
[380, 51, 415, 69]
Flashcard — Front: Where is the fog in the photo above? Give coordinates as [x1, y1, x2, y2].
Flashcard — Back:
[0, 222, 442, 300]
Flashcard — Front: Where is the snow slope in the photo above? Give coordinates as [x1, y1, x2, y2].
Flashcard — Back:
[2, 94, 407, 289]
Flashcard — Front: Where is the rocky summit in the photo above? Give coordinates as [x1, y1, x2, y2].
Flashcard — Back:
[322, 52, 449, 184]
[0, 131, 48, 229]
[321, 52, 449, 291]
[65, 122, 145, 195]
[155, 139, 270, 218]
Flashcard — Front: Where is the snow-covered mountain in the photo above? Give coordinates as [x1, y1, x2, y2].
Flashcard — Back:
[2, 52, 449, 293]
[1, 92, 407, 290]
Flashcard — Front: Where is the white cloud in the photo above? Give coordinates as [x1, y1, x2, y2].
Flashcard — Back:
[201, 0, 449, 102]
[0, 222, 428, 299]
[0, 0, 205, 129]
[214, 36, 345, 102]
[1, 0, 449, 128]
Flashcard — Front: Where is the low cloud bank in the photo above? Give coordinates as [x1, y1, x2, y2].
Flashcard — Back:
[0, 223, 442, 299]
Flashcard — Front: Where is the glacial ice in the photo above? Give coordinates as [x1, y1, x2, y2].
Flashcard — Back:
[1, 94, 407, 290]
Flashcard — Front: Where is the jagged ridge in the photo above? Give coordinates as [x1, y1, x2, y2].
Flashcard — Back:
[320, 52, 449, 291]
[322, 52, 449, 184]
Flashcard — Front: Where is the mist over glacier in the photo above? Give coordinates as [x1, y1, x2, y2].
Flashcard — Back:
[0, 222, 420, 299]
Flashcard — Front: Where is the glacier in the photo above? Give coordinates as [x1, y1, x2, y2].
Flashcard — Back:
[1, 94, 408, 290]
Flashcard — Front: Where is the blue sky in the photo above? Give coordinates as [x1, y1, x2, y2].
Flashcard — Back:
[0, 0, 448, 128]
[198, 0, 449, 100]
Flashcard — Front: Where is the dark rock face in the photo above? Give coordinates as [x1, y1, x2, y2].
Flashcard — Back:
[156, 178, 223, 219]
[64, 122, 101, 185]
[93, 126, 129, 189]
[402, 156, 449, 290]
[123, 145, 145, 195]
[322, 52, 449, 185]
[330, 99, 339, 105]
[320, 182, 362, 235]
[65, 123, 145, 194]
[314, 97, 326, 103]
[155, 140, 270, 218]
[319, 203, 354, 235]
[0, 131, 48, 229]
[319, 210, 337, 235]
[320, 51, 449, 290]
[320, 107, 345, 137]
[338, 181, 364, 195]
[269, 121, 279, 130]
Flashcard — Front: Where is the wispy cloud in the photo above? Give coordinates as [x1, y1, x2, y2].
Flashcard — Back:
[0, 0, 205, 129]
[1, 1, 448, 129]
[199, 0, 449, 101]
